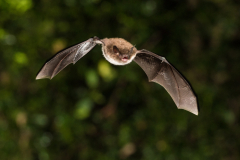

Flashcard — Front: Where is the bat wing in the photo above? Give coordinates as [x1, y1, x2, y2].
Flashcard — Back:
[36, 37, 98, 79]
[134, 49, 198, 115]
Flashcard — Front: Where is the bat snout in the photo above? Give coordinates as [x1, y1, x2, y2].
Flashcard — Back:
[121, 55, 130, 62]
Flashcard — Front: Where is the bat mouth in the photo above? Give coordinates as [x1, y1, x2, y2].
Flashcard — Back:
[121, 56, 129, 62]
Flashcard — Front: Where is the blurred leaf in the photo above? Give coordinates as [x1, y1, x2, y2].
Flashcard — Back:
[74, 98, 93, 119]
[52, 39, 66, 53]
[90, 90, 105, 104]
[33, 114, 48, 127]
[5, 0, 32, 13]
[0, 28, 5, 39]
[98, 60, 116, 82]
[14, 52, 28, 65]
[85, 69, 99, 88]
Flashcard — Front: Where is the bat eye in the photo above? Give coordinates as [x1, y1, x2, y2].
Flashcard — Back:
[113, 46, 119, 54]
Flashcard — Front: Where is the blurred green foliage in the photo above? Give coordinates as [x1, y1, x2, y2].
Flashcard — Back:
[0, 0, 240, 159]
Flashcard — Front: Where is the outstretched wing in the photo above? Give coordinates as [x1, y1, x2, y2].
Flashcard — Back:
[134, 49, 198, 115]
[36, 37, 98, 79]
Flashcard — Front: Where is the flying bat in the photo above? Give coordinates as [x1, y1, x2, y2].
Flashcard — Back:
[36, 37, 198, 115]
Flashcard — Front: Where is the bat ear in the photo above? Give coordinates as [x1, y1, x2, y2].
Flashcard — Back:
[113, 45, 120, 54]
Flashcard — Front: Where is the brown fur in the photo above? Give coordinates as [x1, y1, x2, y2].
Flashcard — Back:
[101, 38, 138, 65]
[102, 38, 137, 55]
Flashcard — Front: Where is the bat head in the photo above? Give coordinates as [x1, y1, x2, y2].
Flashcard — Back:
[101, 38, 137, 65]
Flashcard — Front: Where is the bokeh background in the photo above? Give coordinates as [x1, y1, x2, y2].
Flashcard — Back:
[1, 0, 240, 159]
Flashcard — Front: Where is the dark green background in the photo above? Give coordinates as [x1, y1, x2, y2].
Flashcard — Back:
[0, 0, 239, 159]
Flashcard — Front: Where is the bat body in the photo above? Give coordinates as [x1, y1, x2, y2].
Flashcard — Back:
[36, 37, 198, 115]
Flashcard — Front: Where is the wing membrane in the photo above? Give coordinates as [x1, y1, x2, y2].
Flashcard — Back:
[36, 38, 97, 79]
[134, 50, 198, 115]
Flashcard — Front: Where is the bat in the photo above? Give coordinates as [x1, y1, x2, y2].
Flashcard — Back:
[36, 36, 198, 115]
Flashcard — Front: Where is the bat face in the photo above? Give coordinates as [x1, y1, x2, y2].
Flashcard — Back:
[36, 36, 199, 115]
[101, 38, 138, 65]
